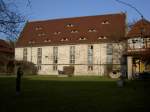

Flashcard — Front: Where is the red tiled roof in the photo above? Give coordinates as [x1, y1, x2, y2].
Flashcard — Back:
[16, 13, 126, 47]
[127, 19, 150, 38]
[0, 39, 14, 54]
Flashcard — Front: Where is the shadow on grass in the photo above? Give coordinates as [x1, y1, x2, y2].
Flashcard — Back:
[0, 76, 150, 112]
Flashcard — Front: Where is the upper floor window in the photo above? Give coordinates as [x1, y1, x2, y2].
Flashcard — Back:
[128, 38, 145, 49]
[101, 20, 109, 24]
[37, 48, 42, 65]
[107, 44, 113, 64]
[70, 46, 75, 64]
[44, 39, 51, 43]
[53, 46, 58, 71]
[88, 45, 93, 71]
[79, 37, 87, 40]
[88, 28, 97, 32]
[61, 38, 68, 42]
[54, 31, 61, 35]
[98, 36, 107, 40]
[35, 26, 42, 31]
[38, 33, 46, 37]
[23, 48, 27, 61]
[107, 43, 113, 55]
[71, 30, 79, 33]
[66, 23, 74, 27]
[28, 41, 35, 44]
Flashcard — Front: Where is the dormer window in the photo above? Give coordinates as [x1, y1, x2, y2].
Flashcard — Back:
[103, 36, 107, 39]
[101, 20, 109, 24]
[44, 39, 51, 42]
[71, 30, 79, 33]
[44, 40, 48, 42]
[79, 37, 87, 40]
[35, 26, 42, 31]
[66, 23, 74, 27]
[38, 33, 46, 37]
[88, 28, 97, 32]
[28, 40, 35, 44]
[98, 36, 107, 39]
[38, 34, 41, 37]
[54, 31, 61, 35]
[61, 38, 68, 42]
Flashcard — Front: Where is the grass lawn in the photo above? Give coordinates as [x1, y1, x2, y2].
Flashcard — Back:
[0, 75, 150, 112]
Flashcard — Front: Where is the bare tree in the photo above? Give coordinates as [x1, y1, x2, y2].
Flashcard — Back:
[0, 0, 30, 41]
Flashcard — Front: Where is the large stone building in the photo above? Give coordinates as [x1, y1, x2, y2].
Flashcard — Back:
[15, 13, 127, 76]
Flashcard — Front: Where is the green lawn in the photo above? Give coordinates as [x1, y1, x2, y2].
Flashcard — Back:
[0, 75, 150, 112]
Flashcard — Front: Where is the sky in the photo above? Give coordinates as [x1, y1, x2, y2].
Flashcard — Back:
[1, 0, 149, 39]
[16, 0, 150, 23]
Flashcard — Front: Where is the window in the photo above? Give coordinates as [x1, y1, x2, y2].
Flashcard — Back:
[88, 28, 97, 32]
[23, 48, 27, 61]
[53, 65, 57, 71]
[37, 48, 42, 65]
[44, 39, 51, 42]
[35, 26, 42, 30]
[101, 20, 109, 24]
[98, 36, 107, 40]
[29, 41, 35, 44]
[79, 37, 87, 40]
[66, 23, 74, 27]
[71, 30, 79, 33]
[107, 43, 113, 55]
[128, 38, 145, 49]
[88, 65, 93, 71]
[61, 38, 68, 42]
[54, 32, 61, 35]
[107, 55, 112, 64]
[70, 46, 75, 64]
[37, 66, 41, 70]
[53, 46, 58, 71]
[107, 44, 113, 64]
[38, 33, 46, 37]
[88, 45, 93, 71]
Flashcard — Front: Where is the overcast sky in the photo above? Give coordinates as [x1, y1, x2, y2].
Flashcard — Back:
[16, 0, 150, 23]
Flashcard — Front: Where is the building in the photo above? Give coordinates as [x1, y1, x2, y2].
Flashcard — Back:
[15, 13, 127, 76]
[0, 39, 14, 73]
[126, 19, 150, 79]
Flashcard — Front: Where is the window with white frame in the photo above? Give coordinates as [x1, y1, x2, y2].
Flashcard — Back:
[88, 45, 93, 71]
[70, 46, 75, 64]
[23, 48, 27, 61]
[128, 37, 145, 49]
[53, 46, 58, 71]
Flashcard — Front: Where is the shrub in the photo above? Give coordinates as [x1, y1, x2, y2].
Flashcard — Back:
[15, 61, 37, 75]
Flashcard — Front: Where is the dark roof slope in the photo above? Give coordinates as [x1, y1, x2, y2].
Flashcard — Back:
[127, 19, 150, 38]
[16, 13, 126, 47]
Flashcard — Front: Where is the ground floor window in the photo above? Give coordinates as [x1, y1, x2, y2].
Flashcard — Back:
[53, 65, 57, 71]
[88, 65, 93, 71]
[37, 65, 41, 71]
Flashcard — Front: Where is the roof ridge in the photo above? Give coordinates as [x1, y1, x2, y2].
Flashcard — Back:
[29, 12, 125, 23]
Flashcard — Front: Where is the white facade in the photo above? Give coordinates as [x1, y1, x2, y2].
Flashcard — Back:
[15, 43, 125, 75]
